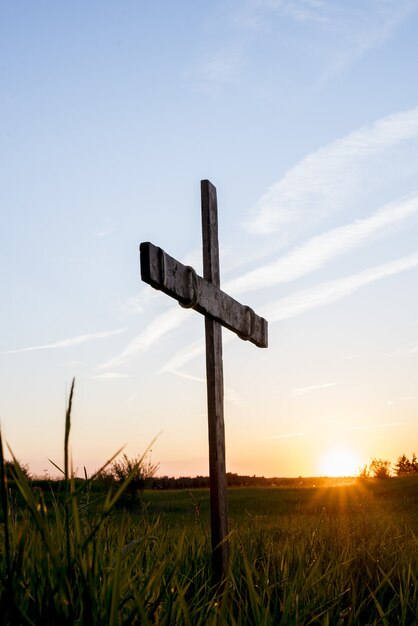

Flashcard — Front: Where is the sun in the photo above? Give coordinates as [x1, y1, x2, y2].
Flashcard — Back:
[319, 447, 360, 477]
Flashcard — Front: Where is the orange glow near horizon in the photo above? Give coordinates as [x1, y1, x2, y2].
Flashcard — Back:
[318, 447, 361, 477]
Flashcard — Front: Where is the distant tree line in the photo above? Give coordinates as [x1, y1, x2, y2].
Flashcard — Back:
[147, 472, 279, 489]
[4, 451, 418, 492]
[149, 474, 358, 489]
[359, 453, 418, 479]
[393, 453, 418, 475]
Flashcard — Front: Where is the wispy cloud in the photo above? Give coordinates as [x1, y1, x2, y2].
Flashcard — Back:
[158, 339, 204, 375]
[159, 335, 234, 378]
[262, 252, 418, 323]
[228, 194, 418, 296]
[167, 370, 205, 384]
[158, 336, 243, 405]
[121, 288, 160, 316]
[108, 249, 417, 377]
[103, 109, 418, 374]
[184, 50, 241, 92]
[246, 106, 418, 235]
[381, 343, 418, 357]
[97, 306, 190, 370]
[341, 422, 402, 431]
[197, 52, 240, 85]
[169, 369, 244, 406]
[158, 335, 244, 406]
[291, 383, 336, 398]
[91, 372, 132, 380]
[280, 0, 330, 24]
[236, 0, 334, 30]
[404, 344, 418, 355]
[4, 328, 127, 354]
[320, 1, 418, 81]
[238, 1, 417, 78]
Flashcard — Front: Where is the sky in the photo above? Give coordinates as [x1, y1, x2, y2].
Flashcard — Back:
[1, 0, 417, 478]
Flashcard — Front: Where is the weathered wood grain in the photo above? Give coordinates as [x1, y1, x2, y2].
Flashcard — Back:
[201, 179, 229, 583]
[140, 242, 268, 349]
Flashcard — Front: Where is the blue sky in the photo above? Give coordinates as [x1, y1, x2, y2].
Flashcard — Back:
[1, 0, 418, 477]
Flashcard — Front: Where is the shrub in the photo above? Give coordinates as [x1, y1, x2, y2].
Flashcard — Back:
[108, 452, 159, 503]
[369, 457, 391, 479]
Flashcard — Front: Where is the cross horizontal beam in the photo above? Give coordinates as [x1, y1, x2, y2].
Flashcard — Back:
[140, 241, 268, 348]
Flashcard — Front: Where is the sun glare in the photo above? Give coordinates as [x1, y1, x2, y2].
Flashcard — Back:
[319, 448, 360, 477]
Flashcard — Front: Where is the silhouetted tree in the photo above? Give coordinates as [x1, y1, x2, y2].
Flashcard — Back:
[369, 457, 391, 479]
[109, 453, 159, 503]
[4, 460, 31, 484]
[394, 454, 411, 475]
[394, 453, 418, 475]
[357, 464, 370, 479]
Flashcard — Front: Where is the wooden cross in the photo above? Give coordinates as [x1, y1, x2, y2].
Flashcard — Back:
[140, 180, 268, 583]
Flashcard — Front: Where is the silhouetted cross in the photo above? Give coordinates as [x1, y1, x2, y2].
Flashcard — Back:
[140, 180, 268, 583]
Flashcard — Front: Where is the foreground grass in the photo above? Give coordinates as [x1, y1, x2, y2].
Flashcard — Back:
[2, 476, 418, 624]
[1, 388, 417, 624]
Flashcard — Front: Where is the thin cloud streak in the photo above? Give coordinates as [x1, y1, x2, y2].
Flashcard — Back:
[168, 370, 205, 384]
[151, 253, 418, 375]
[4, 328, 127, 354]
[184, 51, 240, 93]
[342, 422, 402, 431]
[228, 194, 418, 296]
[262, 252, 418, 323]
[404, 345, 418, 354]
[164, 367, 243, 406]
[291, 383, 336, 398]
[246, 106, 418, 235]
[158, 333, 243, 406]
[97, 306, 189, 370]
[91, 372, 132, 380]
[232, 1, 414, 88]
[159, 335, 234, 378]
[319, 1, 418, 82]
[158, 339, 204, 375]
[110, 110, 418, 372]
[121, 288, 159, 315]
[239, 0, 415, 30]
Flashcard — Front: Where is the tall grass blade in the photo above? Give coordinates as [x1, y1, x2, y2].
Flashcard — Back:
[64, 378, 75, 486]
[0, 428, 11, 580]
[64, 378, 75, 579]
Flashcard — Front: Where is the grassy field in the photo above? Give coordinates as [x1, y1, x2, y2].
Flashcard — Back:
[2, 464, 418, 625]
[1, 387, 417, 625]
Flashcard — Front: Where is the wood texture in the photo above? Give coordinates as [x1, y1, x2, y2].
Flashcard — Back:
[201, 179, 229, 583]
[140, 242, 268, 349]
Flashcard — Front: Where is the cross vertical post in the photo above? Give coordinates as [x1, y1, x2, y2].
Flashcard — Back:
[139, 179, 268, 586]
[201, 180, 229, 582]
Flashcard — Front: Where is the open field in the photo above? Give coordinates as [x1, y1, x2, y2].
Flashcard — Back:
[142, 478, 418, 529]
[2, 467, 418, 625]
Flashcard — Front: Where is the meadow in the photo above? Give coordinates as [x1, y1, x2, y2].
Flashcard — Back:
[2, 466, 418, 625]
[1, 393, 418, 624]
